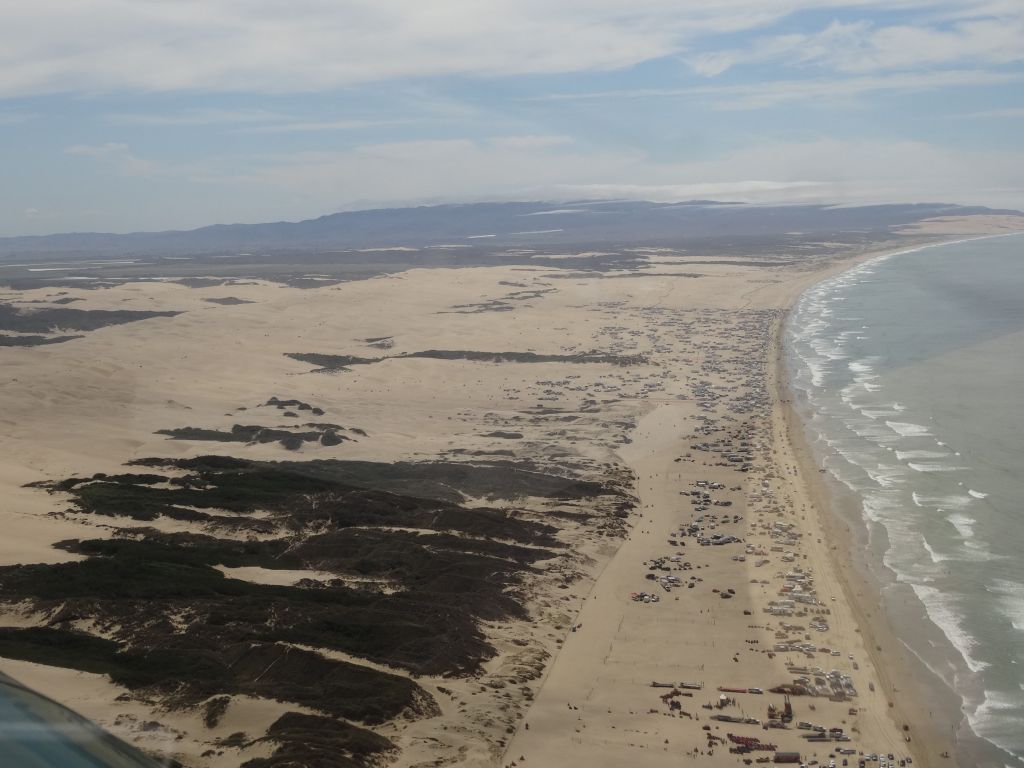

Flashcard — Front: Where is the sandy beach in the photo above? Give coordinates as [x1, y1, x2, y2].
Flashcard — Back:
[0, 216, 1018, 767]
[500, 258, 933, 768]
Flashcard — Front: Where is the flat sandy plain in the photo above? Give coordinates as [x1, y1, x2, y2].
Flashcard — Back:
[0, 214, 1019, 768]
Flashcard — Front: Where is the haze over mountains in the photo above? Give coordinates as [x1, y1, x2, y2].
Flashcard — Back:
[1, 201, 1018, 260]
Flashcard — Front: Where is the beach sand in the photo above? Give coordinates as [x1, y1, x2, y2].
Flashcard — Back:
[0, 216, 1018, 767]
[499, 261, 931, 768]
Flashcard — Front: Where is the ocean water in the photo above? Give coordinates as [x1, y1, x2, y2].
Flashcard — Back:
[786, 234, 1024, 765]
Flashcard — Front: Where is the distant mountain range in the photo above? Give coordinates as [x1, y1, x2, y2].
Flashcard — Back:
[0, 200, 1019, 260]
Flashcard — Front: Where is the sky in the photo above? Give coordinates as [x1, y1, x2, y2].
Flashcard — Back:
[2, 0, 1023, 236]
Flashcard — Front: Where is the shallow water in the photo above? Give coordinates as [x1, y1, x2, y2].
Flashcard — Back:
[786, 234, 1024, 765]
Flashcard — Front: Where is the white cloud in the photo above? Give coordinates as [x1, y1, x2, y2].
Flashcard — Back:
[105, 108, 289, 126]
[691, 22, 859, 75]
[215, 137, 629, 200]
[534, 69, 1023, 109]
[0, 111, 34, 125]
[689, 8, 1024, 76]
[104, 109, 424, 133]
[487, 135, 575, 150]
[558, 180, 831, 203]
[65, 142, 160, 175]
[705, 69, 1023, 110]
[140, 134, 1023, 212]
[635, 137, 1024, 209]
[238, 118, 421, 134]
[820, 17, 1024, 73]
[0, 0, 986, 97]
[958, 107, 1024, 119]
[40, 132, 1024, 233]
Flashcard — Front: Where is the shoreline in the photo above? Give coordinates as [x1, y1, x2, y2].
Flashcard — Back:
[773, 318, 955, 768]
[501, 232, 1013, 768]
[763, 249, 953, 768]
[501, 236, 962, 767]
[775, 233, 1024, 768]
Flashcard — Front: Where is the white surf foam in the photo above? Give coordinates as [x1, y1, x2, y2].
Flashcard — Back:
[910, 583, 990, 673]
[848, 420, 902, 445]
[991, 580, 1024, 632]
[887, 421, 933, 437]
[921, 537, 952, 564]
[912, 491, 973, 510]
[946, 512, 978, 539]
[965, 687, 1024, 761]
[804, 357, 827, 388]
[865, 464, 909, 488]
[908, 462, 964, 473]
[897, 449, 950, 461]
[862, 490, 904, 523]
[861, 408, 904, 420]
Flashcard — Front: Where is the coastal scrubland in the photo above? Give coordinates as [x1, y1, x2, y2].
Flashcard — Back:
[0, 208, 1018, 767]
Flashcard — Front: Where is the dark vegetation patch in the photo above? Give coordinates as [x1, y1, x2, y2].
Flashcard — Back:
[240, 712, 395, 768]
[362, 336, 393, 350]
[284, 353, 379, 372]
[173, 278, 233, 289]
[504, 288, 555, 300]
[0, 628, 429, 725]
[103, 455, 591, 539]
[278, 275, 347, 289]
[446, 300, 514, 313]
[202, 297, 254, 305]
[0, 278, 122, 291]
[156, 424, 351, 450]
[304, 423, 367, 436]
[6, 454, 632, 764]
[263, 396, 325, 416]
[0, 334, 83, 347]
[0, 302, 179, 334]
[286, 348, 648, 373]
[599, 271, 705, 278]
[21, 296, 85, 306]
[246, 457, 608, 504]
[156, 397, 365, 450]
[203, 695, 231, 728]
[445, 286, 558, 314]
[54, 528, 550, 613]
[9, 455, 621, 670]
[0, 546, 491, 674]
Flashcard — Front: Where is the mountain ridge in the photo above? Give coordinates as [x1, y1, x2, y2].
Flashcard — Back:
[1, 200, 1019, 260]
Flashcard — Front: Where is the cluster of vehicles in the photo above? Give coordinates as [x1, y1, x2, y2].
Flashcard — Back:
[809, 617, 830, 632]
[629, 591, 661, 603]
[781, 752, 911, 768]
[642, 554, 703, 592]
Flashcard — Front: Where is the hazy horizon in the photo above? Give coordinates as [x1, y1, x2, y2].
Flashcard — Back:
[5, 197, 1021, 242]
[2, 1, 1023, 237]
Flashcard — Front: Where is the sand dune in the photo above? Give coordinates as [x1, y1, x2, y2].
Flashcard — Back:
[0, 231, 1010, 766]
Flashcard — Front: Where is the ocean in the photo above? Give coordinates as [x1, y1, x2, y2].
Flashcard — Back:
[786, 233, 1024, 766]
